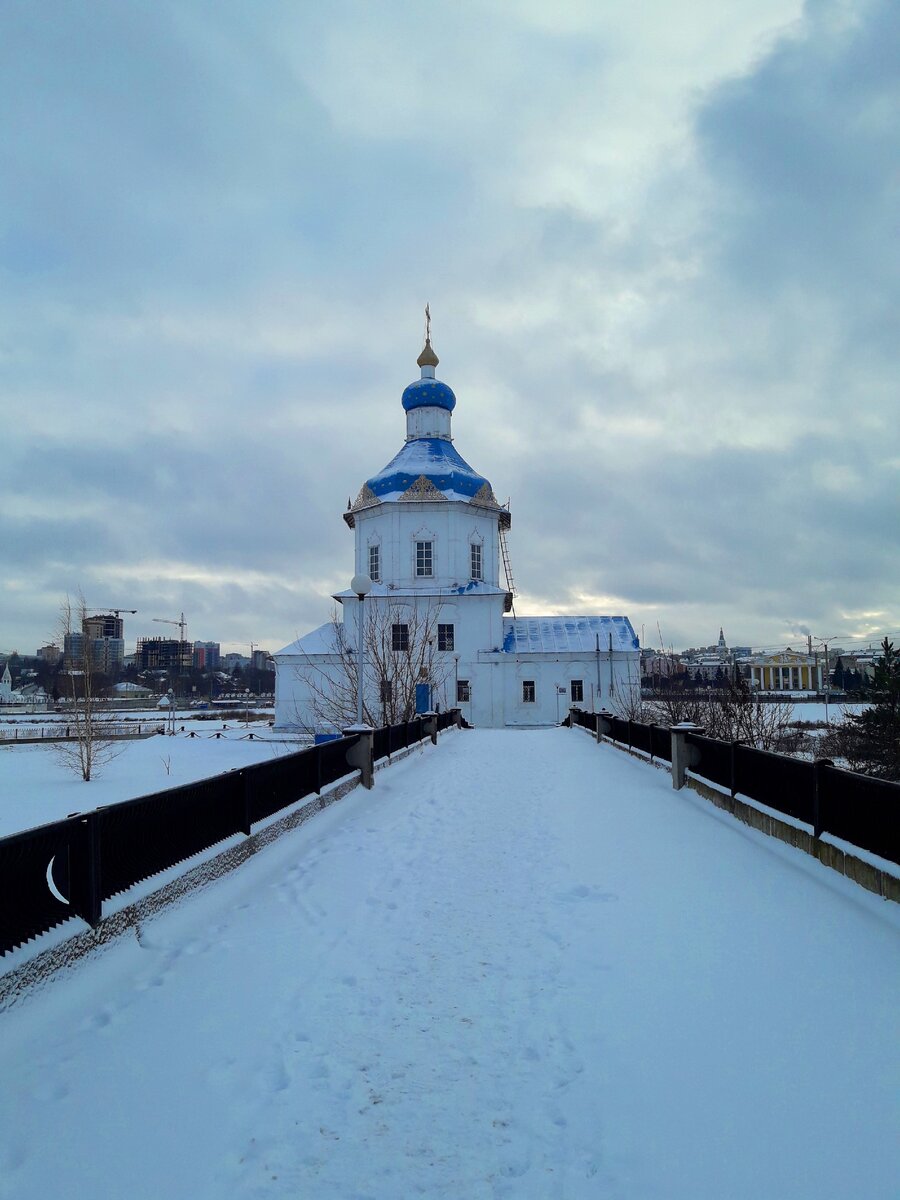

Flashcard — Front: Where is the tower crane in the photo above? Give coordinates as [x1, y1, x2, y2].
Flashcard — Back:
[153, 613, 188, 641]
[96, 608, 137, 619]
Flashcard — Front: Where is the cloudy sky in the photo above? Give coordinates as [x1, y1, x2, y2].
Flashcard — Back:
[2, 0, 897, 657]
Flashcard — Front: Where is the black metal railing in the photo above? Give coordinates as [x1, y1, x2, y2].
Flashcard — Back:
[0, 713, 459, 958]
[570, 707, 899, 865]
[569, 708, 673, 763]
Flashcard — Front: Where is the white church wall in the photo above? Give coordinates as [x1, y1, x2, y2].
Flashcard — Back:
[353, 502, 501, 590]
[274, 651, 346, 734]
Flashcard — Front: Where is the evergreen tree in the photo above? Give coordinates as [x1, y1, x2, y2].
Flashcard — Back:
[840, 639, 900, 780]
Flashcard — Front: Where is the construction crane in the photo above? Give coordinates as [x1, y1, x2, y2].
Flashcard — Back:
[153, 613, 188, 641]
[97, 608, 137, 619]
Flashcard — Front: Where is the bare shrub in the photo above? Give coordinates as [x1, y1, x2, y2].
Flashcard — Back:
[294, 601, 453, 732]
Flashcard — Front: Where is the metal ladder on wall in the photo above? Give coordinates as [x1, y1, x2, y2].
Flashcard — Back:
[499, 524, 517, 616]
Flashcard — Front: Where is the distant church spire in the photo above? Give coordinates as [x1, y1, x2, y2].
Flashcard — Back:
[417, 303, 439, 374]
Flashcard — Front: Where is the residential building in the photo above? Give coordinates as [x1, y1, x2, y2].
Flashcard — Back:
[136, 637, 192, 672]
[193, 641, 221, 671]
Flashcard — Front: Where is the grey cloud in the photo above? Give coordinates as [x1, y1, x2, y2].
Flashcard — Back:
[1, 1, 897, 655]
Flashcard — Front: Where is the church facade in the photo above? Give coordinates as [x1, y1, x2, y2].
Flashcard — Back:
[273, 333, 640, 731]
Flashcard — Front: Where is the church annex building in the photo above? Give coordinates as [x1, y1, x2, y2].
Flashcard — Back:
[273, 331, 640, 731]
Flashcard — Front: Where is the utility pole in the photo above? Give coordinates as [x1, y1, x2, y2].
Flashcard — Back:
[813, 635, 835, 724]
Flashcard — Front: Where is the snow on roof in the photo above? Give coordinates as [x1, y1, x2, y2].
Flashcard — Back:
[502, 616, 639, 654]
[274, 622, 345, 658]
[366, 437, 492, 503]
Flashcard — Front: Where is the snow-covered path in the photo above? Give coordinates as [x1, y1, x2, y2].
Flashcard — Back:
[1, 729, 897, 1198]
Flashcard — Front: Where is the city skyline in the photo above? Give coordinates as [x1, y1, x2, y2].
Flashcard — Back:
[2, 1, 897, 657]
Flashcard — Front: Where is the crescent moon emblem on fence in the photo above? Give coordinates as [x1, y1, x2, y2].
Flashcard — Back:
[46, 855, 70, 906]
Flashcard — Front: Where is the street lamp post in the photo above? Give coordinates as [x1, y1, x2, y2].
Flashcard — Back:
[350, 574, 372, 726]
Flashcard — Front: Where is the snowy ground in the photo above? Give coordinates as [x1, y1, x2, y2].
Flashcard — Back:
[0, 722, 301, 836]
[785, 700, 868, 723]
[1, 728, 896, 1199]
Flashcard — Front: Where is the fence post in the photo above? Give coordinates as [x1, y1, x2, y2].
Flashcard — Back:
[812, 757, 832, 840]
[71, 812, 102, 928]
[595, 708, 613, 744]
[730, 740, 737, 798]
[423, 712, 438, 746]
[343, 726, 375, 790]
[240, 770, 253, 836]
[670, 723, 704, 790]
[627, 719, 633, 750]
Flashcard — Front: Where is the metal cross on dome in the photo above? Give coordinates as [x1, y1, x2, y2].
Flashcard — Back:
[425, 302, 431, 343]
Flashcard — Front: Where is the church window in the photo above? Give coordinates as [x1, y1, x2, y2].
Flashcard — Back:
[457, 679, 471, 703]
[368, 544, 380, 582]
[522, 680, 535, 703]
[470, 543, 483, 580]
[570, 679, 584, 703]
[438, 623, 454, 651]
[392, 623, 409, 652]
[380, 680, 392, 702]
[416, 540, 433, 577]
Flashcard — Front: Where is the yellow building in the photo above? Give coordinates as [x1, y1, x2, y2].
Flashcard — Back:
[749, 648, 823, 692]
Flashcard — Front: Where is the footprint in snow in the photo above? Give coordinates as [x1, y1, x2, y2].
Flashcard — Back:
[556, 884, 618, 903]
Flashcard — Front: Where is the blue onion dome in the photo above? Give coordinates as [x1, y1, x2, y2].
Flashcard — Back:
[401, 376, 457, 412]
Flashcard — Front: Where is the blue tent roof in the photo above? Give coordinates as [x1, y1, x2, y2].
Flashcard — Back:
[366, 437, 492, 501]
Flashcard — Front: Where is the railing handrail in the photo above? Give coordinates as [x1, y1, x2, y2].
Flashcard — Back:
[568, 705, 898, 866]
[0, 712, 461, 958]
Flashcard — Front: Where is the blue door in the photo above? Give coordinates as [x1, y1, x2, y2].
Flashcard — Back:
[415, 683, 432, 714]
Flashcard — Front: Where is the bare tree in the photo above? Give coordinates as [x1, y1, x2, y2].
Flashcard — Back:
[646, 673, 795, 750]
[609, 659, 650, 722]
[645, 691, 705, 728]
[293, 601, 454, 733]
[53, 591, 122, 780]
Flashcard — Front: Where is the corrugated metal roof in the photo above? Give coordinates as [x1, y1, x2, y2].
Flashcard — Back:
[502, 616, 639, 654]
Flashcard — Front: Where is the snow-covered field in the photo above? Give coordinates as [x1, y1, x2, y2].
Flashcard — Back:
[788, 701, 870, 723]
[1, 728, 896, 1198]
[0, 723, 301, 836]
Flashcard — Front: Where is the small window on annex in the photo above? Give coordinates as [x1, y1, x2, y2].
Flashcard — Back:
[457, 679, 471, 703]
[522, 680, 536, 703]
[368, 544, 381, 582]
[438, 623, 454, 652]
[570, 679, 584, 703]
[392, 623, 409, 652]
[416, 540, 434, 577]
[470, 542, 483, 581]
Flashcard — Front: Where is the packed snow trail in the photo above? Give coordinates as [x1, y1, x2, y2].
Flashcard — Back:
[1, 729, 897, 1198]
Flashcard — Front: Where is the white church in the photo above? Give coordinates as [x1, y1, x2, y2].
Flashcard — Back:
[273, 328, 640, 731]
